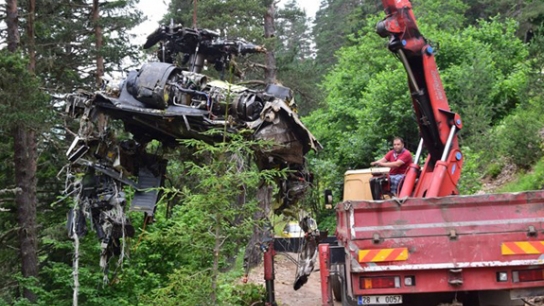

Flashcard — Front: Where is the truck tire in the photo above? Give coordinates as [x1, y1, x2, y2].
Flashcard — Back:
[331, 263, 344, 302]
[331, 273, 342, 302]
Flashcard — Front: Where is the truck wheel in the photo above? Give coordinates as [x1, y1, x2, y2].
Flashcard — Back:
[331, 263, 343, 302]
[331, 273, 342, 301]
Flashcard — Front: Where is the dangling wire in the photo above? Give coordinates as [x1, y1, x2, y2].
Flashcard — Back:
[101, 181, 128, 285]
[66, 165, 82, 306]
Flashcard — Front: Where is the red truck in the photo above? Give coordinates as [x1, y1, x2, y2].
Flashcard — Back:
[320, 186, 544, 306]
[318, 1, 544, 305]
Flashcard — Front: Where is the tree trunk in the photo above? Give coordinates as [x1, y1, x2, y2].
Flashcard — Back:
[192, 0, 198, 28]
[13, 127, 38, 303]
[244, 183, 273, 268]
[93, 0, 104, 87]
[7, 0, 39, 302]
[27, 0, 36, 71]
[264, 1, 277, 84]
[6, 0, 19, 53]
[92, 0, 107, 131]
[243, 0, 278, 266]
[12, 0, 38, 302]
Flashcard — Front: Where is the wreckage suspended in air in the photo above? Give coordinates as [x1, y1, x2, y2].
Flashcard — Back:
[64, 24, 322, 274]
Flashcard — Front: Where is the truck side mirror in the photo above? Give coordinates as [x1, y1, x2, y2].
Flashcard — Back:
[324, 189, 333, 209]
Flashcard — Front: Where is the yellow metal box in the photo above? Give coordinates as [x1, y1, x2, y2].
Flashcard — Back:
[343, 168, 389, 201]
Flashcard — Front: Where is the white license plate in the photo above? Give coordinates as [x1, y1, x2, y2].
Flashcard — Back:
[358, 295, 402, 305]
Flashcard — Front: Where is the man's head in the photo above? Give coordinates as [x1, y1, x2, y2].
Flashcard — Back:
[392, 137, 405, 153]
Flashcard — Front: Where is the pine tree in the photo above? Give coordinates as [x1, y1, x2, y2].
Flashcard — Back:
[313, 0, 380, 73]
[3, 0, 43, 302]
[462, 0, 544, 35]
[276, 0, 322, 114]
[18, 0, 143, 92]
[1, 0, 143, 303]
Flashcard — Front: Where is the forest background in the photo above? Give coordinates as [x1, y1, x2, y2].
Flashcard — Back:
[1, 0, 544, 305]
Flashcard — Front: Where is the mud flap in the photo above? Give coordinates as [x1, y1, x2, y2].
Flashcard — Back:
[477, 290, 524, 306]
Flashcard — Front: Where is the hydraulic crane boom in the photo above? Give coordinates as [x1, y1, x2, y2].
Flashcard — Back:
[376, 0, 463, 197]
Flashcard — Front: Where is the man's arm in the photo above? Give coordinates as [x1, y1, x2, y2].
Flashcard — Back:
[371, 157, 389, 167]
[373, 160, 404, 168]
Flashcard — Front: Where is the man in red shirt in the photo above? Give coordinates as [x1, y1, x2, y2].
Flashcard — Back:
[371, 137, 413, 195]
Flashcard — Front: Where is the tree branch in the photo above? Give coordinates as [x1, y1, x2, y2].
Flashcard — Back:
[0, 188, 22, 196]
[237, 80, 267, 87]
[248, 63, 268, 70]
[0, 227, 20, 243]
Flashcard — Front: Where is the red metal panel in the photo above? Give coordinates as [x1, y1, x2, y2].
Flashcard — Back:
[350, 266, 544, 295]
[341, 191, 544, 241]
[318, 244, 333, 306]
[335, 190, 544, 295]
[335, 205, 351, 245]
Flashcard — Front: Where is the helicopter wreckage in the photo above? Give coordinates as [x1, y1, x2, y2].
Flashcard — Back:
[64, 24, 323, 284]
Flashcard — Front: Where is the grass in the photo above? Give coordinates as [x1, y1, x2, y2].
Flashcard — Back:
[498, 156, 544, 192]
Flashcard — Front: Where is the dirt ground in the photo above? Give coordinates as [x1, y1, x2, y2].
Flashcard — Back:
[246, 252, 340, 306]
[246, 253, 544, 306]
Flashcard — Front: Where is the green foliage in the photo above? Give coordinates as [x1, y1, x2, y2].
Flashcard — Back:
[412, 0, 468, 31]
[315, 211, 337, 234]
[0, 52, 52, 303]
[305, 14, 418, 171]
[313, 0, 380, 73]
[141, 268, 214, 306]
[462, 0, 544, 35]
[18, 0, 144, 91]
[457, 147, 482, 194]
[165, 0, 265, 40]
[136, 134, 285, 305]
[305, 5, 532, 197]
[485, 161, 504, 179]
[0, 51, 49, 129]
[142, 268, 265, 306]
[275, 0, 323, 115]
[527, 24, 544, 98]
[4, 134, 281, 305]
[220, 283, 266, 306]
[490, 104, 544, 169]
[438, 18, 529, 146]
[499, 156, 544, 192]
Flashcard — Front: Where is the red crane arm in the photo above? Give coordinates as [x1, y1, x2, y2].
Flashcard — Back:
[377, 0, 463, 197]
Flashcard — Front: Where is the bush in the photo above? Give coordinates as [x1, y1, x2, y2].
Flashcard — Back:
[492, 107, 544, 169]
[221, 283, 266, 306]
[485, 161, 504, 179]
[458, 147, 483, 194]
[316, 211, 337, 235]
[499, 156, 544, 192]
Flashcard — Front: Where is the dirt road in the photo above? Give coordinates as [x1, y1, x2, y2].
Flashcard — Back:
[246, 253, 544, 306]
[247, 252, 340, 306]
